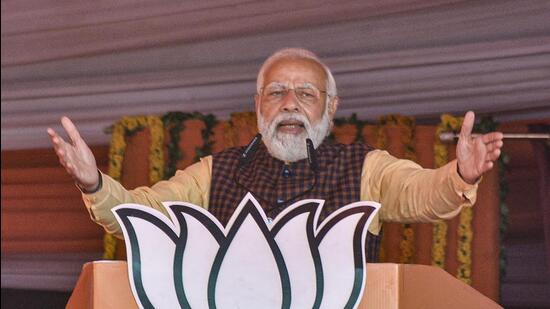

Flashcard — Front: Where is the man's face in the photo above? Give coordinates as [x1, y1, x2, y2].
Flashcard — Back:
[255, 57, 336, 131]
[255, 57, 338, 162]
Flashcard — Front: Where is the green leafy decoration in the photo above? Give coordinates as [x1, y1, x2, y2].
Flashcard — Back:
[161, 112, 218, 179]
[331, 113, 369, 142]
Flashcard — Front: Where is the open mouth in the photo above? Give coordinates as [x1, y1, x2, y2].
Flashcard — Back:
[276, 120, 306, 134]
[277, 120, 305, 129]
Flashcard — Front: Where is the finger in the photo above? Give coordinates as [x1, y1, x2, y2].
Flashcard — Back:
[47, 127, 57, 138]
[55, 147, 68, 161]
[486, 149, 501, 162]
[485, 140, 503, 152]
[50, 133, 69, 154]
[47, 128, 63, 146]
[53, 143, 68, 160]
[55, 142, 75, 166]
[61, 116, 82, 145]
[481, 131, 504, 144]
[480, 161, 494, 174]
[459, 111, 475, 138]
[48, 127, 72, 152]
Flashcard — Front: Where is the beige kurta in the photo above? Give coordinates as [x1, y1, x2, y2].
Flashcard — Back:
[82, 149, 477, 238]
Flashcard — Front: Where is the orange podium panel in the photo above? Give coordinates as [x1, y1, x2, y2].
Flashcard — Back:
[67, 261, 502, 308]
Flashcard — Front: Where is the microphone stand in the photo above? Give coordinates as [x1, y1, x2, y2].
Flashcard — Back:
[439, 132, 550, 144]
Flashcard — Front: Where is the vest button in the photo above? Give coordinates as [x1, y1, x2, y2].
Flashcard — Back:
[276, 198, 284, 204]
[282, 166, 292, 178]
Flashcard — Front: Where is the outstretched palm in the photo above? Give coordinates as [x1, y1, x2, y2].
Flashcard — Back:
[47, 117, 99, 191]
[456, 111, 504, 184]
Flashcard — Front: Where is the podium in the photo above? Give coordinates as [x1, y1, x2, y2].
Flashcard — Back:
[67, 261, 502, 308]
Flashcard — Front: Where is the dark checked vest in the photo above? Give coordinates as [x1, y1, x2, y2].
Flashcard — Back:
[208, 140, 381, 262]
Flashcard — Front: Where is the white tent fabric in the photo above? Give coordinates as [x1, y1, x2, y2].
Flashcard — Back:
[2, 0, 550, 150]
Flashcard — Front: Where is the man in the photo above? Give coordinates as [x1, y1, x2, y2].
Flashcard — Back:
[48, 48, 503, 261]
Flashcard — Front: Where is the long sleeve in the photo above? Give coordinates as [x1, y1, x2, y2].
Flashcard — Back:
[82, 149, 479, 238]
[82, 156, 213, 237]
[361, 150, 478, 235]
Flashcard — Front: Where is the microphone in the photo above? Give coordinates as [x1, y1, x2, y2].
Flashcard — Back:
[439, 132, 550, 143]
[238, 133, 262, 166]
[306, 138, 318, 173]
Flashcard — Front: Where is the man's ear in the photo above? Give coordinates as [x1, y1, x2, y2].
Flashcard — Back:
[327, 96, 339, 118]
[254, 94, 260, 113]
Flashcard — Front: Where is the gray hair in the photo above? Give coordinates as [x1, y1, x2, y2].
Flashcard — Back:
[256, 48, 337, 97]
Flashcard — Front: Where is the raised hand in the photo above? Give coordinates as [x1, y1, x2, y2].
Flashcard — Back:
[456, 111, 504, 184]
[47, 117, 100, 191]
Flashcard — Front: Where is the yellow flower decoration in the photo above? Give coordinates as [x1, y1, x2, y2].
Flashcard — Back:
[433, 113, 473, 284]
[379, 115, 416, 264]
[225, 111, 258, 146]
[103, 115, 164, 259]
[431, 114, 463, 270]
[457, 207, 473, 284]
[373, 125, 386, 150]
[378, 114, 416, 162]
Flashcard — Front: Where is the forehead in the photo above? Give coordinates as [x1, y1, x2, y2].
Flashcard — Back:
[262, 57, 327, 87]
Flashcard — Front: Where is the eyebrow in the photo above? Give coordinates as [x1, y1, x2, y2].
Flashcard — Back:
[300, 82, 317, 89]
[264, 82, 285, 88]
[265, 82, 319, 88]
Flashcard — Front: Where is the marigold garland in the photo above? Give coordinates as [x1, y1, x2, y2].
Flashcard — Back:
[457, 206, 473, 284]
[431, 114, 463, 269]
[224, 112, 258, 146]
[379, 115, 416, 264]
[453, 115, 474, 285]
[431, 223, 448, 269]
[103, 115, 165, 259]
[373, 124, 387, 150]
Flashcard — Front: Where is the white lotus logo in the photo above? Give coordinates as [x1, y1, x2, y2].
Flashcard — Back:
[113, 193, 380, 309]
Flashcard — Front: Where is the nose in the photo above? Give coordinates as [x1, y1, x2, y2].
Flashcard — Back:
[279, 89, 300, 113]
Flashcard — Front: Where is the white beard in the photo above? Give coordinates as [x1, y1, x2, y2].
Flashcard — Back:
[257, 110, 331, 162]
